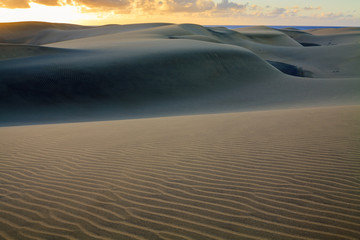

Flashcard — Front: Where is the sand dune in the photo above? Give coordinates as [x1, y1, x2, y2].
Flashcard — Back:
[0, 21, 171, 45]
[233, 26, 302, 47]
[0, 105, 360, 239]
[0, 21, 89, 44]
[0, 43, 66, 60]
[246, 42, 360, 78]
[1, 22, 360, 239]
[280, 27, 360, 46]
[0, 22, 359, 124]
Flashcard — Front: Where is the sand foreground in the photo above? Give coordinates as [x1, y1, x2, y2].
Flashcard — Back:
[0, 105, 359, 239]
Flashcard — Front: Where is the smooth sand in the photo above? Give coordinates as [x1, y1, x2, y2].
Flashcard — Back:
[1, 22, 360, 239]
[0, 23, 359, 124]
[0, 105, 360, 239]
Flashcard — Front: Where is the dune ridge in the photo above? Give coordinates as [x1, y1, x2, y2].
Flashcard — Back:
[0, 105, 360, 239]
[1, 22, 360, 124]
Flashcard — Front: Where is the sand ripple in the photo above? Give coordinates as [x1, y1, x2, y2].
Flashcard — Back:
[0, 106, 359, 239]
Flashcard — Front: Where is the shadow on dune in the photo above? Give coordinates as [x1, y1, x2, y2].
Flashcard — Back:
[299, 42, 321, 47]
[267, 60, 313, 77]
[0, 41, 278, 106]
[0, 22, 359, 125]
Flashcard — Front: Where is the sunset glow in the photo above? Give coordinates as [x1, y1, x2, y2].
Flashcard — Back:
[0, 2, 86, 23]
[0, 0, 359, 26]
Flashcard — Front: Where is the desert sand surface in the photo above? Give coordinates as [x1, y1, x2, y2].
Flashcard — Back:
[0, 22, 359, 124]
[1, 22, 360, 239]
[0, 105, 360, 239]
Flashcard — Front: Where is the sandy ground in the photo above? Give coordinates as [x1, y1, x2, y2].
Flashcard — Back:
[0, 105, 360, 239]
[0, 22, 360, 239]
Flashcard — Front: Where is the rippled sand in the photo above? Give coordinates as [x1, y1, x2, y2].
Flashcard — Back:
[1, 105, 359, 239]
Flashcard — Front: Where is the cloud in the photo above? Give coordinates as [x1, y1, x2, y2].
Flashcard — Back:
[285, 6, 300, 16]
[0, 0, 62, 8]
[0, 0, 30, 8]
[249, 4, 260, 11]
[216, 0, 247, 11]
[267, 6, 304, 17]
[0, 0, 248, 14]
[0, 0, 131, 9]
[270, 7, 285, 16]
[318, 12, 353, 19]
[135, 0, 162, 12]
[164, 0, 215, 13]
[74, 0, 131, 10]
[2, 0, 358, 26]
[303, 6, 321, 11]
[34, 0, 59, 5]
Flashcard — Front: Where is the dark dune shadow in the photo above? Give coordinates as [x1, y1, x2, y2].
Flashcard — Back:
[267, 60, 313, 77]
[300, 42, 321, 47]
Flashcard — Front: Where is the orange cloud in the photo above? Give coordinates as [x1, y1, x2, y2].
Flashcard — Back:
[72, 0, 130, 9]
[1, 0, 247, 13]
[1, 0, 359, 26]
[0, 0, 30, 8]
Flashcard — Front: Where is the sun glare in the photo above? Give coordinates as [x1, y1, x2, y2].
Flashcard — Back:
[0, 2, 90, 23]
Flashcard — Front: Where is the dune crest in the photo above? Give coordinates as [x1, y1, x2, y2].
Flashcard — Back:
[0, 22, 359, 124]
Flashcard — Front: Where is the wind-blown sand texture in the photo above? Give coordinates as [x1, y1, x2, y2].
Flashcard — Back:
[1, 22, 360, 239]
[0, 105, 360, 239]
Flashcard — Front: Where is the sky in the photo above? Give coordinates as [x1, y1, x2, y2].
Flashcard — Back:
[0, 0, 359, 26]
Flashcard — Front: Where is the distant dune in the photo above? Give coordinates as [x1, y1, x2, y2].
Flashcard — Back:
[0, 22, 359, 124]
[0, 22, 360, 239]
